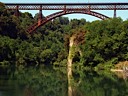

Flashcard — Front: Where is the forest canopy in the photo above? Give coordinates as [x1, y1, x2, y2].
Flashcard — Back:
[0, 2, 128, 71]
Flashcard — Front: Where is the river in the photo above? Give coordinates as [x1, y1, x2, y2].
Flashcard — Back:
[0, 66, 128, 96]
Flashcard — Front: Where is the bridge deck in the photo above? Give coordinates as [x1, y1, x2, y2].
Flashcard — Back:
[4, 3, 128, 5]
[5, 3, 128, 10]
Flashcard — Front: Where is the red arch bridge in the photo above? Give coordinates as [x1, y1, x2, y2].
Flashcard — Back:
[5, 3, 128, 33]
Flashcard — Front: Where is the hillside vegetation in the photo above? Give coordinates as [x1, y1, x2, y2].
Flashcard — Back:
[0, 2, 128, 72]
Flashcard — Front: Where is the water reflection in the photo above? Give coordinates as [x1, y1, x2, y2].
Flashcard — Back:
[0, 66, 68, 96]
[75, 70, 128, 96]
[0, 66, 128, 96]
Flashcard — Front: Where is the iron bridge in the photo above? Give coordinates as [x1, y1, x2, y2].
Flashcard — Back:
[5, 3, 128, 33]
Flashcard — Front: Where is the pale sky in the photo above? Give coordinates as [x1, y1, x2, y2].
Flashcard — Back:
[1, 0, 128, 21]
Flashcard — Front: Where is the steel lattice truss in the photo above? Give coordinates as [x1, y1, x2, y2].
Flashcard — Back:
[4, 3, 128, 33]
[5, 3, 128, 10]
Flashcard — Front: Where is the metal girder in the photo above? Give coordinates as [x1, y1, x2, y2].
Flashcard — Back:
[5, 3, 128, 10]
[4, 3, 128, 33]
[27, 10, 110, 33]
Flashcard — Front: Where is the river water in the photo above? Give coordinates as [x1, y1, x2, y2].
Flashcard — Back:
[0, 66, 128, 96]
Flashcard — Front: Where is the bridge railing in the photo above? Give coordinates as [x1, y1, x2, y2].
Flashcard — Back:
[5, 3, 128, 10]
[4, 2, 128, 33]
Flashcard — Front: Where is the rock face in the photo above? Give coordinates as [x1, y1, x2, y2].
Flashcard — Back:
[115, 61, 128, 70]
[111, 61, 128, 80]
[67, 31, 85, 96]
[67, 36, 74, 96]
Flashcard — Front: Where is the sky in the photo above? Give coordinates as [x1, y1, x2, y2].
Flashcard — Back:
[1, 0, 128, 21]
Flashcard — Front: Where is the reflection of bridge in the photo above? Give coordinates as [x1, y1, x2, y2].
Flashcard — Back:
[5, 3, 128, 33]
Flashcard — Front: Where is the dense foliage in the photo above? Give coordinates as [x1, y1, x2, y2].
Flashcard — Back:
[81, 18, 128, 69]
[0, 2, 128, 72]
[0, 2, 128, 96]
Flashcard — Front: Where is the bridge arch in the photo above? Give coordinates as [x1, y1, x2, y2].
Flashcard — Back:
[27, 10, 110, 33]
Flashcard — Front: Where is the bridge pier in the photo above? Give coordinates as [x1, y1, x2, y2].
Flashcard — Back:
[14, 5, 20, 17]
[64, 5, 66, 13]
[114, 5, 117, 18]
[38, 5, 43, 25]
[114, 9, 116, 18]
[88, 5, 91, 14]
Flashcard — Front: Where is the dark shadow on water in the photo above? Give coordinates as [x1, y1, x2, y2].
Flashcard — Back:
[0, 66, 128, 96]
[72, 70, 128, 96]
[0, 66, 68, 96]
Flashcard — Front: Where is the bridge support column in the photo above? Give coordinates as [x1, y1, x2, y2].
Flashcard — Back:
[14, 5, 19, 17]
[114, 5, 116, 18]
[114, 9, 116, 18]
[64, 5, 67, 14]
[38, 5, 43, 25]
[88, 5, 91, 14]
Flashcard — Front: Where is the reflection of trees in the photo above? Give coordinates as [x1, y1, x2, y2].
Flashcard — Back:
[76, 71, 128, 96]
[13, 66, 68, 96]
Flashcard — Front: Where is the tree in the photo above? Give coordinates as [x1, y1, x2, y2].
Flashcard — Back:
[81, 18, 128, 68]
